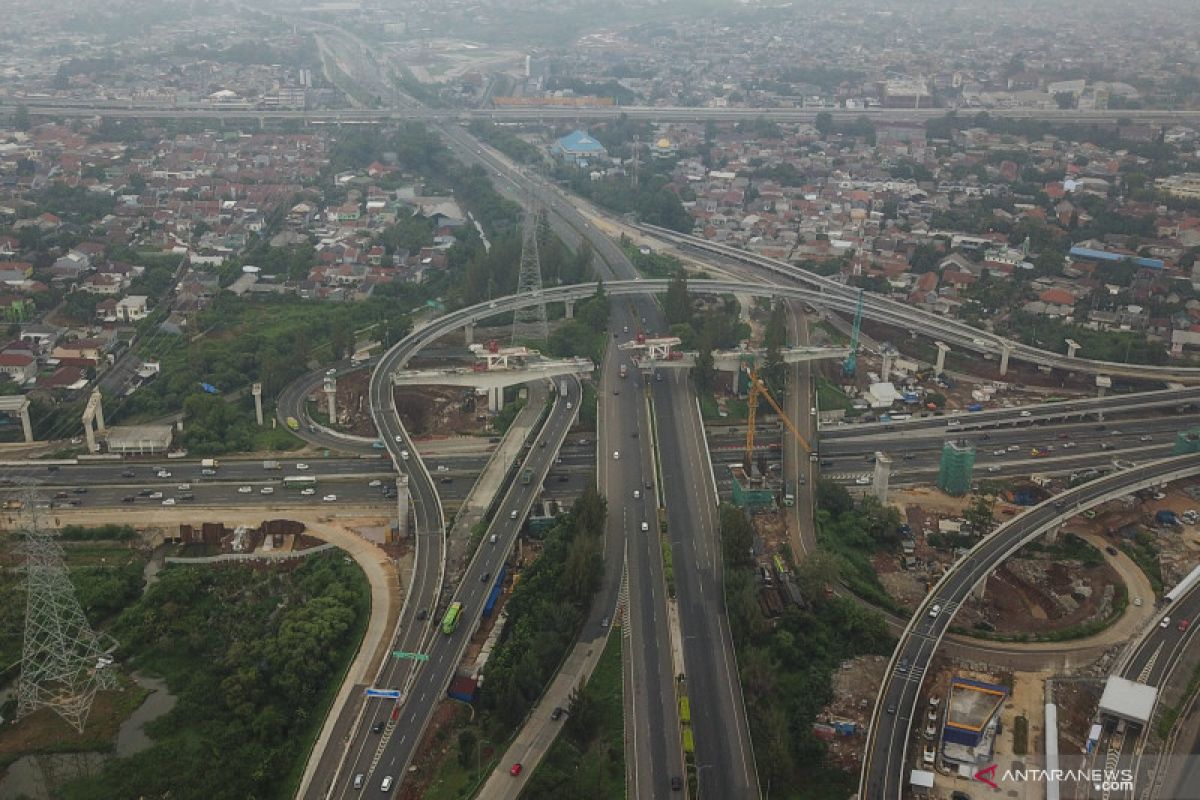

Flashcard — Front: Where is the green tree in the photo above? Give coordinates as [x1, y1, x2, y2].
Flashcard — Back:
[663, 270, 692, 325]
[815, 112, 833, 139]
[964, 494, 997, 536]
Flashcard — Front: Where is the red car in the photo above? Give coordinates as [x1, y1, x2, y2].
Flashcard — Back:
[1179, 618, 1191, 632]
[510, 763, 522, 776]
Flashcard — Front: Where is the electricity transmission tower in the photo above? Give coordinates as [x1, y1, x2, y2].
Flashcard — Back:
[512, 210, 548, 343]
[15, 494, 118, 733]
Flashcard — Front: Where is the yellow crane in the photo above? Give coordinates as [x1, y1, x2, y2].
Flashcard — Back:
[745, 368, 814, 469]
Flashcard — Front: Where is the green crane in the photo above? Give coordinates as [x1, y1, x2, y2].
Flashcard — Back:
[842, 289, 864, 377]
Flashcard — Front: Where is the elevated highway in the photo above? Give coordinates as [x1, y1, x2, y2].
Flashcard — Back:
[859, 452, 1200, 800]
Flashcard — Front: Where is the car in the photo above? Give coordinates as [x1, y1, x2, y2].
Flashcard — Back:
[613, 451, 620, 460]
[1106, 546, 1119, 556]
[436, 465, 449, 473]
[923, 747, 935, 765]
[1111, 430, 1123, 436]
[987, 465, 1001, 473]
[301, 487, 316, 496]
[260, 486, 274, 495]
[417, 609, 428, 621]
[394, 435, 403, 443]
[633, 490, 641, 499]
[54, 491, 69, 499]
[400, 449, 410, 460]
[1058, 432, 1070, 440]
[481, 572, 490, 583]
[1100, 442, 1115, 451]
[1180, 618, 1191, 632]
[122, 495, 136, 503]
[601, 616, 610, 628]
[929, 604, 941, 618]
[1134, 596, 1143, 607]
[380, 775, 393, 792]
[929, 696, 940, 707]
[898, 657, 909, 673]
[369, 479, 383, 487]
[510, 763, 522, 777]
[1063, 442, 1077, 449]
[550, 707, 564, 721]
[353, 774, 365, 790]
[323, 494, 338, 502]
[886, 704, 896, 714]
[641, 521, 650, 532]
[1161, 616, 1172, 629]
[854, 475, 871, 485]
[510, 509, 519, 519]
[156, 470, 172, 478]
[149, 491, 163, 499]
[1153, 492, 1167, 500]
[1140, 435, 1153, 442]
[120, 470, 136, 478]
[296, 463, 309, 470]
[137, 489, 153, 497]
[925, 724, 937, 738]
[162, 498, 176, 506]
[646, 481, 653, 489]
[1007, 444, 1020, 452]
[1019, 410, 1032, 417]
[993, 449, 1006, 456]
[238, 485, 253, 493]
[177, 484, 190, 491]
[671, 776, 683, 791]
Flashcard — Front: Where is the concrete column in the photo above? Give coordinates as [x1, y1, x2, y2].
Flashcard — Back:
[488, 385, 503, 413]
[83, 418, 96, 453]
[881, 350, 894, 383]
[873, 452, 892, 504]
[1042, 525, 1061, 546]
[19, 404, 32, 443]
[394, 475, 411, 539]
[464, 322, 474, 344]
[999, 344, 1012, 377]
[92, 390, 105, 433]
[934, 341, 950, 377]
[564, 300, 574, 319]
[1065, 338, 1081, 359]
[973, 576, 988, 602]
[1096, 375, 1111, 399]
[323, 377, 337, 424]
[252, 383, 263, 426]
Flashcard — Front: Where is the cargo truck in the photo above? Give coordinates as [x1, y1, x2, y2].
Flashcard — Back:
[619, 364, 628, 378]
[263, 460, 282, 470]
[783, 481, 795, 507]
[201, 458, 219, 469]
[520, 467, 533, 485]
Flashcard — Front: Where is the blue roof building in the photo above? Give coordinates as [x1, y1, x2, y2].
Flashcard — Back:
[551, 130, 608, 167]
[1069, 246, 1164, 270]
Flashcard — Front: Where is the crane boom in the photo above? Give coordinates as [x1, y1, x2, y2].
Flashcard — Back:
[744, 369, 813, 468]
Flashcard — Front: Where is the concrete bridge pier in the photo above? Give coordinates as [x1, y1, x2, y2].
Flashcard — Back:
[934, 341, 950, 377]
[999, 344, 1012, 377]
[252, 383, 263, 425]
[564, 300, 574, 320]
[464, 322, 474, 344]
[1065, 338, 1081, 359]
[324, 377, 337, 424]
[394, 475, 411, 539]
[487, 385, 504, 413]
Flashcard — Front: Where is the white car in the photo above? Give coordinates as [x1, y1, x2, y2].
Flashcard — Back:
[369, 479, 383, 487]
[162, 498, 176, 506]
[987, 465, 1001, 472]
[156, 470, 172, 478]
[1062, 442, 1077, 449]
[323, 494, 338, 502]
[613, 451, 620, 460]
[855, 476, 871, 485]
[436, 465, 449, 473]
[992, 449, 1006, 456]
[509, 509, 518, 519]
[400, 449, 410, 461]
[633, 490, 641, 499]
[301, 488, 316, 496]
[1019, 410, 1032, 417]
[640, 521, 650, 532]
[260, 486, 274, 495]
[395, 435, 404, 443]
[1134, 596, 1143, 607]
[1161, 616, 1171, 629]
[929, 604, 941, 618]
[149, 491, 163, 499]
[1007, 444, 1020, 452]
[296, 463, 310, 471]
[237, 485, 253, 494]
[177, 484, 191, 490]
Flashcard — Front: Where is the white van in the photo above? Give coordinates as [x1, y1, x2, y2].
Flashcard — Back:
[381, 775, 394, 792]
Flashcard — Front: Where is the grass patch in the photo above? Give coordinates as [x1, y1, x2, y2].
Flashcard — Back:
[418, 713, 504, 800]
[522, 632, 625, 799]
[579, 381, 598, 431]
[1012, 715, 1029, 755]
[251, 424, 305, 452]
[661, 533, 675, 598]
[1120, 531, 1163, 594]
[0, 675, 150, 761]
[816, 377, 854, 414]
[698, 392, 721, 420]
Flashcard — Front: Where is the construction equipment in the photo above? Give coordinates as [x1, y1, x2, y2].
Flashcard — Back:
[842, 289, 864, 377]
[745, 368, 814, 468]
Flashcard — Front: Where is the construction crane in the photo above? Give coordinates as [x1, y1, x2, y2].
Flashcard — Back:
[842, 289, 864, 377]
[745, 368, 815, 470]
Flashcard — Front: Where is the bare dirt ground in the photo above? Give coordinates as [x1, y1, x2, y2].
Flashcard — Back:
[958, 557, 1122, 635]
[822, 654, 890, 770]
[1054, 677, 1105, 754]
[752, 512, 789, 558]
[393, 386, 486, 439]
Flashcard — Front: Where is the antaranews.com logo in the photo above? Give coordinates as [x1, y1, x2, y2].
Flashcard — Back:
[974, 764, 1135, 792]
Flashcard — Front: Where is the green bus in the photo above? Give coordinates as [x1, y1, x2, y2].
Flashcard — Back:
[441, 601, 463, 634]
[282, 476, 318, 490]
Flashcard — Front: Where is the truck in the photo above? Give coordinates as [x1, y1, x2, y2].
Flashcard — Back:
[619, 363, 628, 379]
[520, 467, 533, 485]
[441, 601, 463, 634]
[201, 458, 219, 469]
[285, 416, 300, 431]
[3, 499, 23, 511]
[967, 402, 983, 412]
[783, 481, 795, 507]
[559, 380, 568, 395]
[263, 460, 282, 470]
[1156, 509, 1180, 527]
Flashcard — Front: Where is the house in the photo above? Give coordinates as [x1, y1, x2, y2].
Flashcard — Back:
[0, 261, 33, 284]
[115, 295, 149, 322]
[0, 352, 37, 384]
[79, 272, 126, 295]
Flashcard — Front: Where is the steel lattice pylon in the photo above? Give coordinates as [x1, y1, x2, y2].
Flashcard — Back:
[511, 211, 548, 344]
[16, 501, 118, 733]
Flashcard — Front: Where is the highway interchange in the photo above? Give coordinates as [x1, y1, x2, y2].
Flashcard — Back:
[9, 89, 1200, 800]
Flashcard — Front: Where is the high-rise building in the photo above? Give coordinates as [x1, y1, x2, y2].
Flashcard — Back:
[938, 440, 975, 496]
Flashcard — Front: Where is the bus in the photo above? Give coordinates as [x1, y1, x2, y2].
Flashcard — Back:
[441, 602, 463, 634]
[286, 416, 300, 431]
[282, 476, 318, 490]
